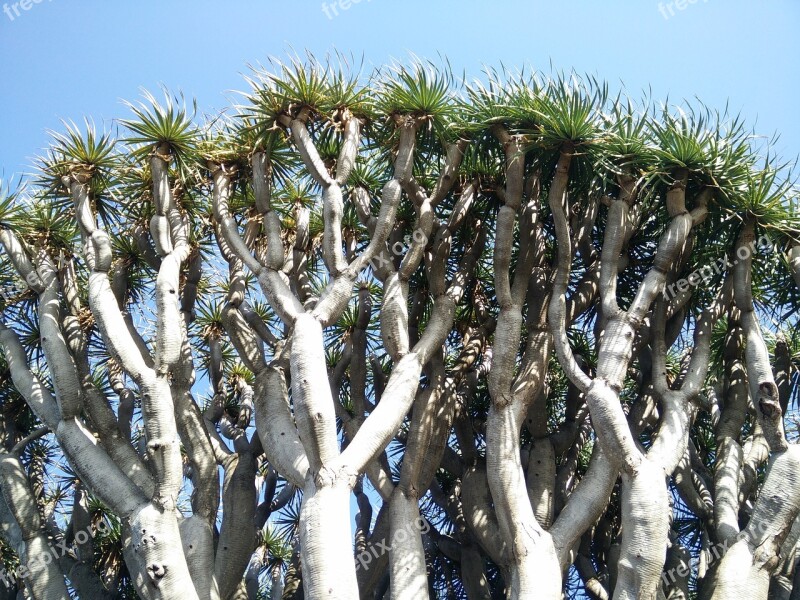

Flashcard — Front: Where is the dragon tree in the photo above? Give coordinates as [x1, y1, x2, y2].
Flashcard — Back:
[1, 57, 800, 600]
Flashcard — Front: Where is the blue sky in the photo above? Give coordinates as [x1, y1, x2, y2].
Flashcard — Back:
[0, 0, 798, 180]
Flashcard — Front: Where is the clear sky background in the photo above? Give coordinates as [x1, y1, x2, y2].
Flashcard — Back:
[0, 0, 798, 180]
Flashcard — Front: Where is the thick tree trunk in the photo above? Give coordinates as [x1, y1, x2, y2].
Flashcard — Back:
[388, 489, 428, 600]
[299, 478, 358, 599]
[712, 446, 800, 599]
